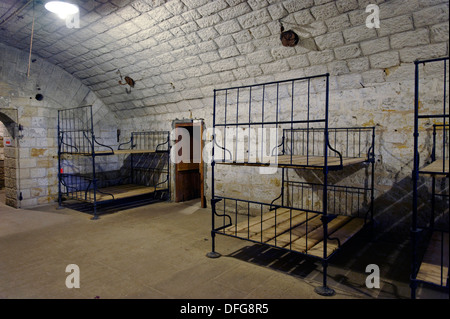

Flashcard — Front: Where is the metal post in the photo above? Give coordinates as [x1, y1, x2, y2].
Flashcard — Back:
[370, 127, 375, 233]
[206, 177, 221, 258]
[443, 59, 447, 170]
[431, 176, 436, 230]
[315, 74, 335, 296]
[90, 107, 99, 220]
[167, 131, 171, 201]
[57, 110, 64, 209]
[281, 167, 285, 207]
[411, 60, 420, 299]
[207, 89, 221, 258]
[130, 133, 134, 184]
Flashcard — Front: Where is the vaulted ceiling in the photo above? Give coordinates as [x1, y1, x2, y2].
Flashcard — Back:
[0, 0, 320, 118]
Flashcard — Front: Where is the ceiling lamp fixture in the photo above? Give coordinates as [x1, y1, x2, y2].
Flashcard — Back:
[44, 1, 79, 19]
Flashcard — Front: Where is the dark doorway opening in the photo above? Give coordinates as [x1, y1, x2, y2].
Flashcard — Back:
[174, 121, 206, 207]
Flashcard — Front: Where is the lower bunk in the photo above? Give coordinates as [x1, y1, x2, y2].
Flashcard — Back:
[209, 183, 373, 296]
[220, 204, 365, 258]
[212, 193, 369, 257]
[415, 230, 449, 288]
[58, 173, 169, 219]
[84, 184, 166, 202]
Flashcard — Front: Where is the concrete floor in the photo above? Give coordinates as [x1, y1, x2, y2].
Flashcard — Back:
[0, 190, 447, 299]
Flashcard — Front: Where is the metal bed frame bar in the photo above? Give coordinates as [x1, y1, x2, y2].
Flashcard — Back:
[411, 56, 450, 298]
[57, 105, 170, 219]
[208, 73, 375, 296]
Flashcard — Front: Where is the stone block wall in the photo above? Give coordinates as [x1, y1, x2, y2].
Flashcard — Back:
[0, 123, 4, 189]
[0, 0, 448, 239]
[0, 43, 119, 208]
[119, 0, 449, 238]
[0, 107, 18, 207]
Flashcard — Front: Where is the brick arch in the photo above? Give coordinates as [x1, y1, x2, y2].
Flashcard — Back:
[0, 111, 17, 135]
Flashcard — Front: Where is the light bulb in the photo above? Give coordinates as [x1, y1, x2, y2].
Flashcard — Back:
[44, 1, 79, 20]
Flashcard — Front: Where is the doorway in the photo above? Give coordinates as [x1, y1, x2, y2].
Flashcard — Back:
[0, 109, 18, 207]
[174, 121, 206, 207]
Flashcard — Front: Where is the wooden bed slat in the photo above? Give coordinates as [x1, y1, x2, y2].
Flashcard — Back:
[289, 215, 351, 253]
[113, 149, 159, 154]
[84, 184, 164, 202]
[420, 159, 449, 175]
[61, 149, 159, 156]
[221, 207, 366, 258]
[224, 208, 298, 236]
[416, 231, 449, 286]
[223, 208, 291, 235]
[276, 155, 365, 167]
[250, 211, 318, 243]
[217, 155, 367, 169]
[265, 214, 323, 248]
[223, 209, 319, 242]
[307, 218, 365, 258]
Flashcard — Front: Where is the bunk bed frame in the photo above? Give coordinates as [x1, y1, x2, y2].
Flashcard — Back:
[57, 105, 170, 219]
[207, 73, 375, 296]
[411, 57, 450, 298]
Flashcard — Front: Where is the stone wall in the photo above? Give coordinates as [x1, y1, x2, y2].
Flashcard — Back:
[0, 107, 18, 207]
[120, 0, 449, 238]
[0, 0, 448, 239]
[0, 43, 119, 207]
[0, 122, 4, 188]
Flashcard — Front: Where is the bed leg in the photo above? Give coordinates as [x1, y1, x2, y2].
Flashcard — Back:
[314, 261, 335, 296]
[314, 285, 335, 296]
[410, 280, 417, 299]
[91, 204, 99, 220]
[206, 232, 221, 258]
[206, 252, 221, 258]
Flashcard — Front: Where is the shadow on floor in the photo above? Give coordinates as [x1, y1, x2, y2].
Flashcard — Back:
[223, 226, 416, 299]
[228, 243, 319, 279]
[59, 194, 169, 218]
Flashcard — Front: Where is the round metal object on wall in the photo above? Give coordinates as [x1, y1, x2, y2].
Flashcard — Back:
[280, 30, 299, 47]
[124, 76, 135, 87]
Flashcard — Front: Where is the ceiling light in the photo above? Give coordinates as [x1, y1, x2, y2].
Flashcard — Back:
[44, 1, 79, 20]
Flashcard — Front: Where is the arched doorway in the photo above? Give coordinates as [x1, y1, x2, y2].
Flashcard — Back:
[0, 109, 19, 208]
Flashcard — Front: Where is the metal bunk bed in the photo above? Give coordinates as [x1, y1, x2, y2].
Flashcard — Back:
[206, 73, 375, 296]
[57, 105, 170, 219]
[411, 57, 449, 298]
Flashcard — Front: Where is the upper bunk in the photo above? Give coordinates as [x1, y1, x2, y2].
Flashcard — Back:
[215, 127, 375, 170]
[57, 105, 170, 156]
[411, 57, 449, 297]
[414, 57, 449, 177]
[417, 124, 449, 176]
[212, 73, 375, 170]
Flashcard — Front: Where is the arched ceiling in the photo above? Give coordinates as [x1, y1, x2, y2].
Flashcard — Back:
[0, 0, 316, 118]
